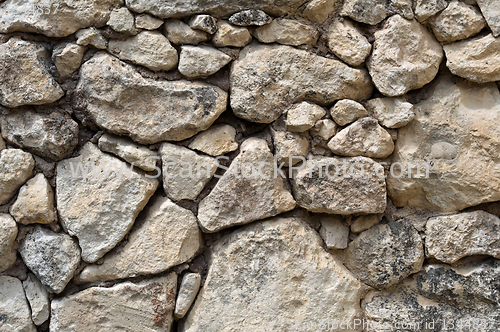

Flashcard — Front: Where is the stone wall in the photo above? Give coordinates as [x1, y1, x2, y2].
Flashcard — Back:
[1, 0, 500, 331]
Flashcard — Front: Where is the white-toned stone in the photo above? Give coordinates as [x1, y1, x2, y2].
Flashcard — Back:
[174, 273, 201, 319]
[76, 27, 107, 49]
[319, 215, 349, 249]
[254, 19, 318, 46]
[135, 14, 163, 30]
[188, 124, 238, 157]
[212, 21, 252, 47]
[51, 274, 177, 332]
[330, 99, 369, 126]
[303, 0, 342, 23]
[328, 19, 371, 67]
[164, 20, 209, 45]
[476, 0, 500, 37]
[107, 7, 137, 35]
[0, 276, 36, 332]
[350, 214, 380, 233]
[271, 126, 310, 167]
[228, 10, 272, 26]
[108, 30, 178, 71]
[53, 42, 86, 77]
[56, 143, 158, 263]
[178, 46, 231, 78]
[0, 214, 17, 273]
[341, 0, 387, 25]
[414, 0, 448, 22]
[79, 196, 201, 282]
[10, 174, 55, 225]
[189, 15, 217, 34]
[198, 138, 296, 233]
[310, 119, 337, 141]
[22, 274, 50, 326]
[285, 102, 326, 132]
[366, 97, 415, 128]
[368, 15, 443, 97]
[0, 149, 35, 205]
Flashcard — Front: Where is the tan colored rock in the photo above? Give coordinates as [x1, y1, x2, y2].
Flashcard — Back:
[228, 10, 272, 26]
[231, 44, 373, 123]
[271, 127, 310, 167]
[135, 13, 163, 30]
[0, 276, 36, 332]
[328, 19, 371, 67]
[0, 149, 35, 205]
[350, 214, 380, 233]
[319, 215, 349, 249]
[76, 27, 107, 49]
[160, 143, 218, 201]
[197, 138, 296, 233]
[0, 214, 17, 273]
[328, 117, 394, 158]
[0, 135, 4, 151]
[444, 34, 500, 83]
[53, 42, 86, 77]
[56, 143, 158, 263]
[9, 174, 55, 225]
[341, 0, 388, 25]
[77, 52, 227, 144]
[189, 15, 217, 34]
[188, 124, 238, 157]
[291, 156, 387, 214]
[330, 99, 369, 126]
[212, 21, 252, 47]
[181, 217, 368, 332]
[0, 38, 63, 108]
[51, 274, 177, 332]
[414, 0, 448, 22]
[22, 274, 50, 326]
[79, 196, 201, 282]
[310, 119, 337, 141]
[366, 97, 415, 128]
[254, 19, 318, 46]
[108, 31, 178, 71]
[285, 102, 326, 132]
[107, 7, 137, 35]
[178, 45, 231, 78]
[477, 0, 500, 37]
[303, 0, 342, 23]
[174, 273, 201, 319]
[164, 20, 209, 45]
[367, 15, 443, 97]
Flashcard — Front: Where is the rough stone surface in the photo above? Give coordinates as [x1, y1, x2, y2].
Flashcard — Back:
[98, 133, 158, 172]
[77, 52, 227, 144]
[189, 15, 217, 34]
[271, 127, 310, 167]
[330, 99, 369, 126]
[291, 156, 387, 215]
[387, 76, 500, 212]
[366, 97, 415, 128]
[328, 19, 371, 67]
[56, 143, 158, 263]
[181, 217, 368, 332]
[345, 220, 424, 288]
[188, 124, 238, 157]
[319, 215, 349, 249]
[108, 31, 178, 71]
[0, 38, 63, 108]
[426, 211, 500, 263]
[476, 0, 500, 37]
[328, 117, 394, 158]
[179, 46, 231, 78]
[0, 108, 79, 161]
[22, 274, 50, 326]
[0, 214, 17, 273]
[303, 0, 342, 23]
[212, 21, 252, 47]
[76, 27, 107, 49]
[231, 44, 373, 123]
[135, 13, 163, 30]
[368, 15, 443, 97]
[341, 0, 388, 25]
[197, 138, 296, 233]
[174, 273, 201, 319]
[107, 7, 137, 35]
[79, 196, 201, 282]
[414, 0, 448, 22]
[0, 0, 122, 37]
[0, 149, 35, 205]
[0, 276, 36, 332]
[254, 19, 318, 46]
[164, 20, 210, 45]
[310, 119, 337, 141]
[53, 42, 86, 77]
[285, 102, 326, 132]
[10, 173, 56, 225]
[444, 34, 500, 83]
[50, 274, 177, 332]
[0, 136, 4, 151]
[350, 214, 380, 233]
[229, 10, 272, 26]
[19, 226, 80, 294]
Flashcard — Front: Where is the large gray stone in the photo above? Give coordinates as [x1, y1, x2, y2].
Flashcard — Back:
[0, 149, 35, 205]
[0, 276, 36, 332]
[0, 214, 17, 273]
[477, 0, 500, 37]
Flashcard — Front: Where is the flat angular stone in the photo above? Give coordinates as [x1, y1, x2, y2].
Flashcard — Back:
[0, 149, 35, 205]
[231, 44, 373, 123]
[188, 124, 238, 157]
[366, 97, 415, 128]
[164, 20, 209, 45]
[53, 42, 86, 77]
[303, 0, 342, 23]
[174, 273, 201, 319]
[189, 15, 217, 34]
[22, 274, 50, 326]
[477, 0, 500, 37]
[0, 276, 36, 332]
[135, 14, 163, 30]
[212, 21, 252, 47]
[76, 27, 107, 49]
[328, 19, 372, 67]
[318, 215, 349, 249]
[414, 0, 448, 22]
[254, 19, 318, 46]
[310, 119, 337, 141]
[271, 126, 310, 167]
[285, 102, 326, 132]
[330, 99, 369, 126]
[229, 10, 272, 26]
[178, 46, 231, 78]
[350, 214, 380, 233]
[341, 0, 388, 25]
[0, 214, 17, 273]
[76, 52, 227, 144]
[107, 7, 137, 35]
[56, 143, 158, 263]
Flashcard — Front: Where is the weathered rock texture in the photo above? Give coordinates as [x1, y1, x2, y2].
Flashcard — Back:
[0, 214, 17, 273]
[0, 276, 36, 332]
[0, 149, 35, 205]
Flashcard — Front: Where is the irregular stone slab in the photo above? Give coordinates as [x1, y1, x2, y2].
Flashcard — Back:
[212, 21, 252, 47]
[107, 7, 137, 35]
[108, 31, 178, 71]
[51, 273, 177, 332]
[0, 149, 35, 205]
[366, 97, 415, 128]
[285, 102, 326, 132]
[76, 27, 107, 49]
[271, 126, 310, 167]
[477, 0, 500, 37]
[53, 42, 86, 77]
[426, 211, 500, 264]
[188, 124, 238, 157]
[414, 0, 448, 22]
[22, 274, 50, 326]
[160, 143, 218, 201]
[310, 119, 337, 141]
[328, 19, 371, 67]
[178, 46, 231, 78]
[10, 173, 56, 225]
[345, 220, 424, 288]
[229, 10, 272, 26]
[444, 34, 500, 83]
[328, 117, 394, 158]
[303, 0, 342, 23]
[98, 133, 159, 172]
[387, 76, 500, 211]
[79, 196, 201, 282]
[19, 226, 80, 294]
[318, 215, 349, 249]
[135, 14, 164, 30]
[429, 0, 486, 42]
[56, 143, 158, 263]
[198, 138, 296, 233]
[0, 276, 36, 332]
[164, 20, 210, 45]
[0, 0, 122, 37]
[254, 19, 318, 46]
[174, 273, 201, 319]
[0, 214, 17, 273]
[0, 108, 79, 161]
[350, 214, 380, 233]
[231, 44, 373, 123]
[77, 52, 227, 144]
[291, 156, 387, 214]
[0, 38, 63, 108]
[367, 15, 443, 97]
[181, 217, 368, 332]
[341, 0, 388, 25]
[189, 15, 217, 34]
[330, 99, 369, 126]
